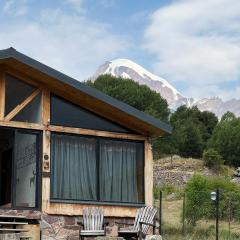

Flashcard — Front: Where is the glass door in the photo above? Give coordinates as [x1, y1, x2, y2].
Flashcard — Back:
[13, 130, 40, 208]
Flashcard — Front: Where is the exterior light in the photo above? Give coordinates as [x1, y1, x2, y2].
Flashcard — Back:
[211, 189, 220, 240]
[211, 191, 217, 201]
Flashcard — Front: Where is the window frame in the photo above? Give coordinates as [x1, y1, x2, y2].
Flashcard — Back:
[50, 131, 145, 207]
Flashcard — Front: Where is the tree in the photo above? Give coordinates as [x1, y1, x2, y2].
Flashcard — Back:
[86, 75, 170, 121]
[175, 120, 204, 158]
[203, 148, 223, 171]
[208, 112, 240, 166]
[170, 106, 218, 158]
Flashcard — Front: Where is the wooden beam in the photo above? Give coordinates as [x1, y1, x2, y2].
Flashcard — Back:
[0, 120, 43, 130]
[4, 88, 42, 121]
[0, 71, 5, 119]
[42, 89, 50, 126]
[5, 66, 40, 87]
[48, 125, 146, 141]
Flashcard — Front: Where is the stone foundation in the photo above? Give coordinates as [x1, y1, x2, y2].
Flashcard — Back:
[0, 210, 135, 240]
[41, 213, 134, 240]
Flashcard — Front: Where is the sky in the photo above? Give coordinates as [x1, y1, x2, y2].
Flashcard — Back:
[0, 0, 240, 100]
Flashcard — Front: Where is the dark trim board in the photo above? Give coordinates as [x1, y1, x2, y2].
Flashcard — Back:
[0, 47, 172, 137]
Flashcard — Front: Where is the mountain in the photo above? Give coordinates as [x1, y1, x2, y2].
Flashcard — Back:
[92, 59, 240, 118]
[193, 97, 240, 118]
[92, 59, 191, 108]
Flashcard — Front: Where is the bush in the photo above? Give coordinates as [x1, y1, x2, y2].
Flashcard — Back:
[185, 174, 240, 225]
[203, 148, 223, 171]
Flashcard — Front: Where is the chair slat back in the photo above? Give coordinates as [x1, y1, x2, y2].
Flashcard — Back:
[83, 207, 104, 230]
[133, 206, 157, 234]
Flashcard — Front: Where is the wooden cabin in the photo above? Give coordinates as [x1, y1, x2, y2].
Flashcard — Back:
[0, 48, 172, 239]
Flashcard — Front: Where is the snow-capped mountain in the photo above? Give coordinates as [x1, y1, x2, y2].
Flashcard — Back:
[92, 59, 191, 108]
[92, 59, 240, 118]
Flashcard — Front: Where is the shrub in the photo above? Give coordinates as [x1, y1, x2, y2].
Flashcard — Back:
[203, 148, 223, 171]
[185, 174, 240, 225]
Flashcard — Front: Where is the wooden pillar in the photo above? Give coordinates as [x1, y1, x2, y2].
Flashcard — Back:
[0, 71, 5, 120]
[144, 138, 153, 206]
[42, 89, 51, 212]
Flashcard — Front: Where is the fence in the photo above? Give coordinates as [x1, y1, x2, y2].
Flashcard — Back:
[154, 189, 240, 240]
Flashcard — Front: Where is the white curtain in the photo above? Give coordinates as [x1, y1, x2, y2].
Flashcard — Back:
[51, 134, 97, 201]
[99, 140, 138, 202]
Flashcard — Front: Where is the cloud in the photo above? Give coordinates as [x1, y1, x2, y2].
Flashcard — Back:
[144, 0, 240, 99]
[0, 3, 128, 80]
[2, 0, 29, 16]
[65, 0, 85, 13]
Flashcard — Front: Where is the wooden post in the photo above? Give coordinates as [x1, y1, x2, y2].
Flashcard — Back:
[159, 191, 163, 236]
[144, 139, 153, 206]
[182, 192, 186, 235]
[0, 71, 5, 120]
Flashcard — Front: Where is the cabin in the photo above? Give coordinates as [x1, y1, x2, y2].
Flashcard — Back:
[0, 48, 172, 239]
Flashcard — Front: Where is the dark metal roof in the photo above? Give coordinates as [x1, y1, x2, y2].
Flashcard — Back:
[0, 47, 172, 135]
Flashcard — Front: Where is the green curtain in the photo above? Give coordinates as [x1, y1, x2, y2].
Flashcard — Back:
[51, 134, 97, 201]
[99, 140, 138, 202]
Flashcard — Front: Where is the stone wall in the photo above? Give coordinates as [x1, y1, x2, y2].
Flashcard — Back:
[0, 209, 135, 240]
[41, 213, 134, 240]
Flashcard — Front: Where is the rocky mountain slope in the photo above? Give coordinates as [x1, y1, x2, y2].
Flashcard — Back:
[92, 59, 240, 117]
[154, 156, 234, 188]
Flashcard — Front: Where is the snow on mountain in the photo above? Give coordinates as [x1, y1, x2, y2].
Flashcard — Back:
[92, 59, 240, 118]
[92, 59, 188, 108]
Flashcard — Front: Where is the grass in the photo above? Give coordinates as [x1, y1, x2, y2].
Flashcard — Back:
[154, 198, 240, 240]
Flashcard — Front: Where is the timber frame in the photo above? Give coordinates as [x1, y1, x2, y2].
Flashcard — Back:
[0, 48, 172, 218]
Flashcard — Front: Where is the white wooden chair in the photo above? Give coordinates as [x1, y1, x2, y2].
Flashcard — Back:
[78, 207, 108, 240]
[117, 206, 158, 240]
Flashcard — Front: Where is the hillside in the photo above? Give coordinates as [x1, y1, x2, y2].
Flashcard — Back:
[153, 156, 235, 188]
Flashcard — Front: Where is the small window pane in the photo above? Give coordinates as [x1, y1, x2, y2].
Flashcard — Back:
[51, 95, 132, 133]
[5, 74, 36, 116]
[12, 93, 42, 123]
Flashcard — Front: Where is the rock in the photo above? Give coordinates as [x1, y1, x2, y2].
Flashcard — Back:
[145, 235, 162, 240]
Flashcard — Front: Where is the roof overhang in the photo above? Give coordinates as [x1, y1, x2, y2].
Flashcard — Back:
[0, 48, 172, 137]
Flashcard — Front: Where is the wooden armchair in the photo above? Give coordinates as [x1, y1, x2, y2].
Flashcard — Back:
[116, 206, 158, 240]
[78, 207, 108, 240]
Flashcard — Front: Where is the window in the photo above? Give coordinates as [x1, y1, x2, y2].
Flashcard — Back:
[51, 133, 144, 204]
[50, 94, 132, 133]
[4, 74, 42, 123]
[5, 74, 36, 116]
